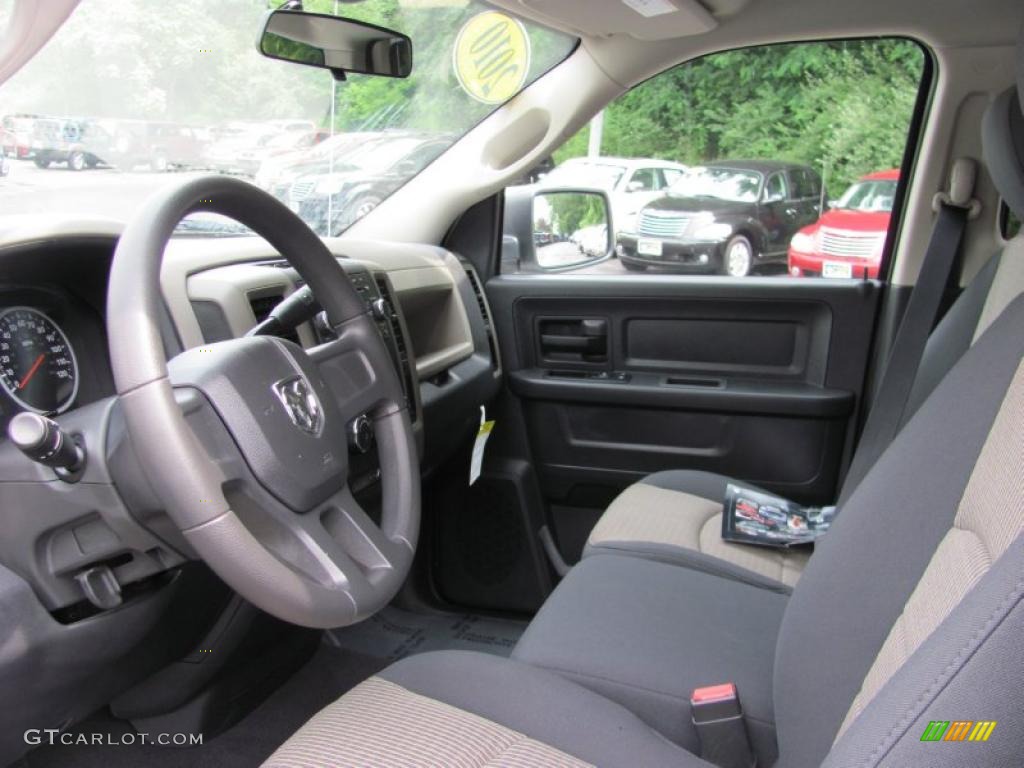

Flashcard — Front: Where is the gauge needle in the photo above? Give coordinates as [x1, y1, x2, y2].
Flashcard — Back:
[18, 354, 45, 390]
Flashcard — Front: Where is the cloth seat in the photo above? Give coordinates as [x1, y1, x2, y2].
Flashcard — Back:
[263, 650, 707, 768]
[512, 552, 787, 762]
[585, 470, 809, 590]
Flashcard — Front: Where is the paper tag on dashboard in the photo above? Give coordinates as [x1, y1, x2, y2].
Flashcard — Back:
[622, 0, 679, 18]
[469, 406, 495, 486]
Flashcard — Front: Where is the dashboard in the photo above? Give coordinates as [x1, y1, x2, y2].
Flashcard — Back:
[0, 227, 501, 457]
[157, 233, 502, 473]
[0, 224, 501, 611]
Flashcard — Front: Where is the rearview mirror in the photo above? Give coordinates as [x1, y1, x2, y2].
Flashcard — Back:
[259, 10, 412, 79]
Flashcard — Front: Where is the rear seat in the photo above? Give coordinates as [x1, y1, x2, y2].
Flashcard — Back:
[585, 96, 1024, 590]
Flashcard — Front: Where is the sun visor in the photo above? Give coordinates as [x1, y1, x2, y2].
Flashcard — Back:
[0, 0, 80, 87]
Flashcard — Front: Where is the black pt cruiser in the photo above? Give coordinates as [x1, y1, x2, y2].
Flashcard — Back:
[616, 159, 824, 277]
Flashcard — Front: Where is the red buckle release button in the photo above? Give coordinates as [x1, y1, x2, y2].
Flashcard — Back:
[691, 683, 737, 705]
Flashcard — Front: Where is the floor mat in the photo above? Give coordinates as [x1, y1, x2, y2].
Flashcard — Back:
[325, 606, 526, 662]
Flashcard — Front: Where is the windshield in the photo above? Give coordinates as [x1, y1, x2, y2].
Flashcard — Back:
[0, 1, 575, 236]
[544, 161, 627, 190]
[835, 178, 898, 212]
[670, 167, 762, 203]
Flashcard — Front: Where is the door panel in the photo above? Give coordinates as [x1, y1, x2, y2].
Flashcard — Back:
[486, 275, 881, 562]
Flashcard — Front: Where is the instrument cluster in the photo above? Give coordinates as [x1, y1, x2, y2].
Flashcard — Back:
[0, 285, 112, 438]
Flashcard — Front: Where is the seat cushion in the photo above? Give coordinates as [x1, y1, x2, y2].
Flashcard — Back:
[512, 553, 787, 765]
[585, 469, 810, 590]
[262, 650, 709, 768]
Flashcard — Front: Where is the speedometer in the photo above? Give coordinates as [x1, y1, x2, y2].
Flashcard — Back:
[0, 307, 79, 414]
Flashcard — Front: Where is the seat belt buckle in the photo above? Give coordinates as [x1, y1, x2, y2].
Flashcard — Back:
[691, 683, 756, 768]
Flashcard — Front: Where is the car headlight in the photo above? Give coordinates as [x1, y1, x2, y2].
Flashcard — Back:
[692, 222, 733, 240]
[790, 231, 815, 252]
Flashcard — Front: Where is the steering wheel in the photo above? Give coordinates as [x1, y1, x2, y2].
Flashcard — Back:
[106, 175, 419, 629]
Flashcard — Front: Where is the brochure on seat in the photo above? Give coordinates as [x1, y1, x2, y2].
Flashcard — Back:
[721, 484, 837, 548]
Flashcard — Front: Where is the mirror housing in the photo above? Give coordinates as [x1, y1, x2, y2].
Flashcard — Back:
[503, 185, 614, 273]
[259, 10, 412, 80]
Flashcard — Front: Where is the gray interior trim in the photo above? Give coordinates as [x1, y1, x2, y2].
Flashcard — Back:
[982, 87, 1024, 220]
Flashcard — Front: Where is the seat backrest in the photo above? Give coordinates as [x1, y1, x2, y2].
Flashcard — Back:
[771, 82, 1024, 767]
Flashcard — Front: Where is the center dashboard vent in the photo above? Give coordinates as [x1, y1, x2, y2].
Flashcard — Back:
[462, 264, 500, 372]
[248, 292, 299, 344]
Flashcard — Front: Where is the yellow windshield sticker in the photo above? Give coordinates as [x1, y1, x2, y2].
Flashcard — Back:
[453, 11, 532, 105]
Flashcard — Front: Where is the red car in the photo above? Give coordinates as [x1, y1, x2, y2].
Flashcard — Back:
[1, 114, 38, 159]
[787, 169, 898, 279]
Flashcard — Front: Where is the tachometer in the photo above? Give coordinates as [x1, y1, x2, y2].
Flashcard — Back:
[0, 307, 79, 414]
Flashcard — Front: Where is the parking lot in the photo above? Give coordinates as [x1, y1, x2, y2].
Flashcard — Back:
[0, 161, 773, 277]
[0, 160, 203, 221]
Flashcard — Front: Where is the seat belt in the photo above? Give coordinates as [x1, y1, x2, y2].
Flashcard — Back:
[838, 159, 980, 506]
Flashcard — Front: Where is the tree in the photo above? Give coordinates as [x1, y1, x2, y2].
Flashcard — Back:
[555, 40, 924, 194]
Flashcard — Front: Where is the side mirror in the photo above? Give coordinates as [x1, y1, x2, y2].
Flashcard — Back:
[259, 10, 412, 79]
[504, 186, 613, 272]
[626, 180, 646, 193]
[827, 199, 839, 209]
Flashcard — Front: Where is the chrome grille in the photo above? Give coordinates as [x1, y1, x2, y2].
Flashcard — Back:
[820, 228, 883, 258]
[289, 180, 315, 203]
[638, 210, 691, 238]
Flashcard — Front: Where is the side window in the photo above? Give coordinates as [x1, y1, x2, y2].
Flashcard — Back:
[807, 171, 822, 200]
[789, 169, 811, 199]
[628, 168, 659, 192]
[502, 39, 927, 279]
[764, 173, 787, 203]
[662, 168, 684, 187]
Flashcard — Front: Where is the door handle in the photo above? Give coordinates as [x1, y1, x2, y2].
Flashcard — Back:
[540, 334, 605, 353]
[538, 317, 608, 361]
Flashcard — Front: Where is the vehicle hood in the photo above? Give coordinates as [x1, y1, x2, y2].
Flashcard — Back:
[646, 195, 757, 216]
[812, 208, 891, 232]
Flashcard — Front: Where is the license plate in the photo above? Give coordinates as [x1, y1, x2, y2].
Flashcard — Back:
[822, 261, 853, 279]
[637, 238, 663, 257]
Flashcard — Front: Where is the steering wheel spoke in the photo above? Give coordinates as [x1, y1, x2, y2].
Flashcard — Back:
[322, 486, 411, 573]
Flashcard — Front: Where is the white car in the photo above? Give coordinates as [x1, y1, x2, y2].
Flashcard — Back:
[541, 156, 688, 233]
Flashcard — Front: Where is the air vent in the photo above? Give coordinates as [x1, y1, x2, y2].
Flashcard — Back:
[247, 292, 300, 344]
[374, 275, 418, 422]
[463, 265, 500, 372]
